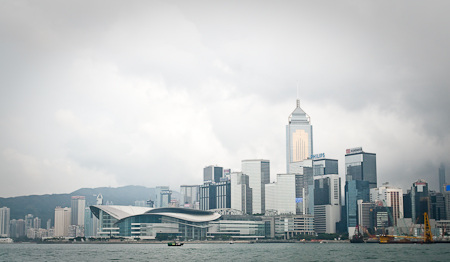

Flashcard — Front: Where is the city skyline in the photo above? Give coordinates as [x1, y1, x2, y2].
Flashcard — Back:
[1, 1, 449, 197]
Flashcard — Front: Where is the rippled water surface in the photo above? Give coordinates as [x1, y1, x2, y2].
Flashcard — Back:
[0, 243, 448, 262]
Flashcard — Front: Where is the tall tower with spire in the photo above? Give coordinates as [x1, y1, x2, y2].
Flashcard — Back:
[286, 98, 313, 173]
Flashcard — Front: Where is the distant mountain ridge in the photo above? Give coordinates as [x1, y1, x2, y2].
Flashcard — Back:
[0, 185, 181, 227]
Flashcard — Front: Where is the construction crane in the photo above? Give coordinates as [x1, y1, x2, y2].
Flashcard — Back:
[424, 212, 433, 243]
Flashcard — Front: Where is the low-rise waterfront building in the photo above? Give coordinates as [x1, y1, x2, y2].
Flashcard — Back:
[273, 214, 314, 239]
[90, 206, 220, 240]
[208, 219, 268, 239]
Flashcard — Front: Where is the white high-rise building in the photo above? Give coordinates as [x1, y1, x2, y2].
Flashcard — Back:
[230, 172, 252, 214]
[33, 217, 41, 229]
[286, 99, 313, 173]
[71, 196, 85, 226]
[288, 159, 315, 215]
[265, 174, 296, 215]
[0, 207, 10, 237]
[242, 159, 270, 214]
[54, 207, 71, 237]
[370, 183, 403, 226]
[314, 174, 341, 234]
[25, 214, 33, 232]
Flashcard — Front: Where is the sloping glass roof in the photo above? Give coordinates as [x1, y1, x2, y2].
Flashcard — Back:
[90, 205, 221, 223]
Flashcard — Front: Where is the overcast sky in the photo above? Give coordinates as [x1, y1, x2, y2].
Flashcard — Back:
[1, 0, 449, 197]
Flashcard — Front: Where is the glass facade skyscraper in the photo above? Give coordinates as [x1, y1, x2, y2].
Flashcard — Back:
[345, 149, 377, 189]
[286, 99, 313, 173]
[204, 165, 223, 183]
[199, 181, 231, 210]
[313, 158, 338, 177]
[71, 196, 85, 226]
[344, 148, 376, 235]
[314, 174, 341, 233]
[410, 179, 430, 224]
[345, 180, 370, 228]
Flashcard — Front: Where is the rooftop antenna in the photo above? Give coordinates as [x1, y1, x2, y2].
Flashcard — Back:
[296, 81, 300, 108]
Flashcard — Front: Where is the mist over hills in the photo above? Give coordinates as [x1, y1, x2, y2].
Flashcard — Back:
[0, 185, 181, 227]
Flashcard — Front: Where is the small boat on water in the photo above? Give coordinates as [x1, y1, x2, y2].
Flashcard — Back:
[350, 233, 365, 243]
[168, 241, 184, 246]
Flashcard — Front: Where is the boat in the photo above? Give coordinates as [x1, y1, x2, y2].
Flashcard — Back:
[350, 233, 365, 243]
[379, 212, 434, 244]
[168, 241, 184, 246]
[379, 235, 424, 244]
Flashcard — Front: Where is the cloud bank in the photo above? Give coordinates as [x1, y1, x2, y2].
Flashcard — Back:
[0, 0, 449, 197]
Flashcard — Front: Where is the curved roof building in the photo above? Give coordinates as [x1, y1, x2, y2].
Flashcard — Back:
[90, 205, 221, 240]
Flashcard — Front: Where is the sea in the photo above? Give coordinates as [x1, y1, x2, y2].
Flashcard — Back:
[0, 243, 448, 262]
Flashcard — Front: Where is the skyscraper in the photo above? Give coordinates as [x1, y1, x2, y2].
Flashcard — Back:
[242, 159, 270, 214]
[313, 158, 338, 176]
[314, 174, 341, 233]
[265, 174, 296, 215]
[345, 147, 377, 189]
[430, 191, 446, 220]
[54, 207, 71, 237]
[443, 184, 450, 220]
[180, 185, 200, 208]
[71, 196, 86, 226]
[345, 180, 370, 235]
[410, 179, 430, 224]
[33, 217, 41, 229]
[84, 206, 99, 237]
[0, 207, 10, 237]
[370, 183, 403, 226]
[199, 181, 231, 210]
[289, 159, 314, 215]
[160, 190, 172, 208]
[9, 219, 17, 238]
[15, 219, 25, 237]
[155, 186, 171, 208]
[344, 148, 375, 235]
[24, 214, 33, 233]
[286, 99, 313, 173]
[203, 165, 223, 183]
[439, 164, 446, 193]
[230, 172, 252, 214]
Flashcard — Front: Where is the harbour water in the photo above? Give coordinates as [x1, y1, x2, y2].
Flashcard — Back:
[0, 243, 448, 262]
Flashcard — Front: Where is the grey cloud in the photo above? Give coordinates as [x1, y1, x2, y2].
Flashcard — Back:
[0, 1, 449, 196]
